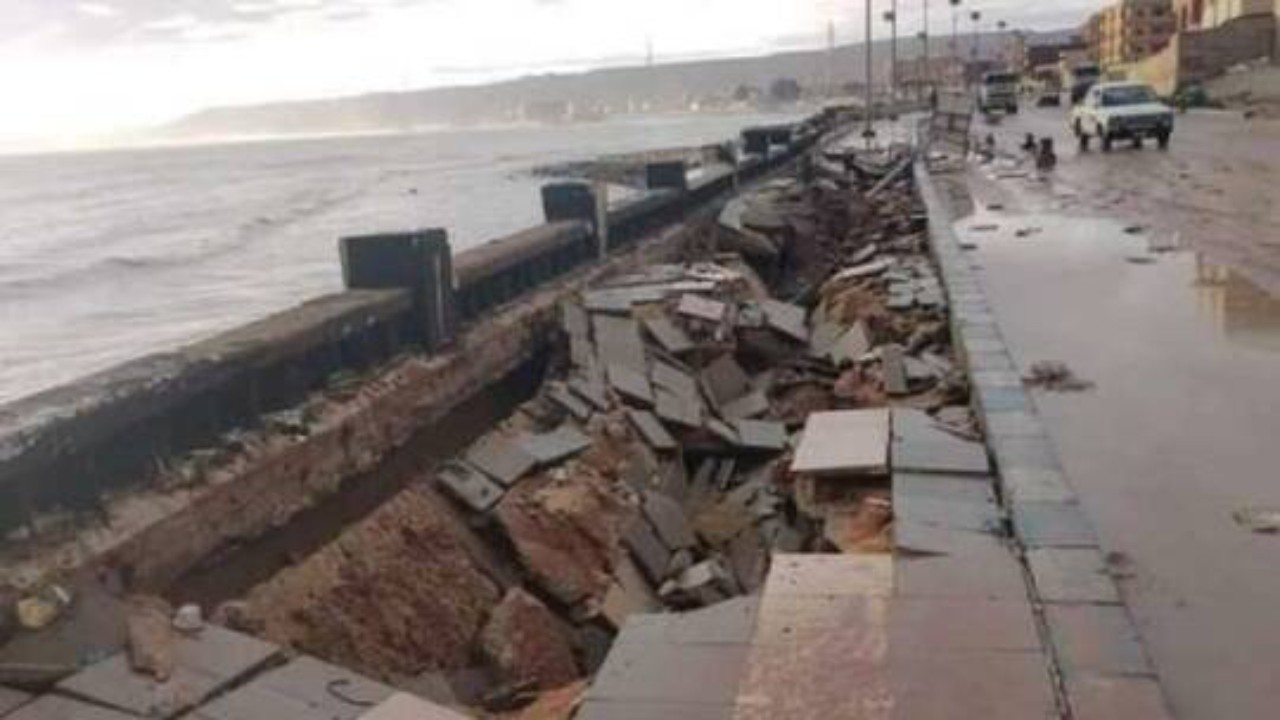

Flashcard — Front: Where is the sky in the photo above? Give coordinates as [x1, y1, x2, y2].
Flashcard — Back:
[0, 0, 1110, 141]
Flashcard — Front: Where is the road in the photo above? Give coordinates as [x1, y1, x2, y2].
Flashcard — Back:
[951, 106, 1280, 719]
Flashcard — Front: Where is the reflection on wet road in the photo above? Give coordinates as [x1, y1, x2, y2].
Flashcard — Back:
[952, 111, 1280, 719]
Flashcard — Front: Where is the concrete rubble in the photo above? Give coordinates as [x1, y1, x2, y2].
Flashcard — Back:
[0, 133, 1001, 720]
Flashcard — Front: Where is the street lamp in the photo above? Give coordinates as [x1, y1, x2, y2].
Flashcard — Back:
[970, 10, 982, 61]
[863, 0, 875, 144]
[996, 20, 1008, 66]
[920, 0, 931, 98]
[884, 5, 898, 104]
[949, 0, 961, 62]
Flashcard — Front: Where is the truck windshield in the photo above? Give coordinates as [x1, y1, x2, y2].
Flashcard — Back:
[1101, 86, 1157, 106]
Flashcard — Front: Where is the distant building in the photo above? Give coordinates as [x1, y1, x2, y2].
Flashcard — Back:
[1011, 30, 1087, 74]
[1175, 0, 1274, 29]
[1087, 0, 1177, 67]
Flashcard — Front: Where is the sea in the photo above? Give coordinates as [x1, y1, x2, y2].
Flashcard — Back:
[0, 112, 801, 405]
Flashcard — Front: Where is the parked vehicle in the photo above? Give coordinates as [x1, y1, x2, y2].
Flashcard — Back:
[978, 71, 1020, 114]
[1070, 82, 1174, 151]
[1063, 61, 1101, 105]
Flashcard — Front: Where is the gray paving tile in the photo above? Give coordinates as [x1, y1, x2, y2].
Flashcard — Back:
[436, 461, 504, 513]
[609, 364, 655, 407]
[700, 355, 750, 406]
[1002, 466, 1077, 504]
[891, 597, 1041, 653]
[976, 385, 1033, 411]
[1013, 501, 1099, 548]
[593, 315, 647, 372]
[251, 656, 394, 720]
[892, 410, 991, 476]
[791, 410, 890, 477]
[894, 472, 995, 505]
[576, 700, 733, 720]
[588, 633, 748, 706]
[465, 435, 537, 487]
[985, 411, 1048, 439]
[628, 409, 677, 451]
[731, 420, 787, 452]
[0, 688, 30, 718]
[518, 424, 592, 466]
[890, 651, 1057, 720]
[761, 299, 808, 343]
[6, 696, 139, 720]
[967, 350, 1016, 372]
[642, 315, 694, 355]
[643, 491, 696, 550]
[896, 538, 1028, 600]
[1027, 548, 1121, 604]
[1066, 674, 1173, 720]
[58, 627, 279, 720]
[1045, 604, 1153, 677]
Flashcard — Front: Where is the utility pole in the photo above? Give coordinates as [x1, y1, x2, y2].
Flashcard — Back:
[863, 0, 875, 145]
[948, 0, 961, 88]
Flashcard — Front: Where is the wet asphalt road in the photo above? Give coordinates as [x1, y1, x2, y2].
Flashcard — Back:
[954, 107, 1280, 719]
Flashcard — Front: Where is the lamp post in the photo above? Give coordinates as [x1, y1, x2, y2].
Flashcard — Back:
[920, 0, 931, 100]
[884, 5, 898, 104]
[949, 0, 961, 62]
[997, 19, 1007, 65]
[863, 0, 875, 144]
[970, 10, 981, 61]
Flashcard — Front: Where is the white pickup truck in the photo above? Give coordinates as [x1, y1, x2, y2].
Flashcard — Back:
[1070, 81, 1174, 152]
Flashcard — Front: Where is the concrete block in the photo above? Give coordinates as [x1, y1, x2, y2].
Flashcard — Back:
[541, 182, 596, 223]
[340, 229, 454, 350]
[1027, 548, 1121, 604]
[646, 162, 688, 191]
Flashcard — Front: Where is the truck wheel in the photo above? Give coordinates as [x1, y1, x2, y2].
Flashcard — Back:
[1132, 137, 1143, 149]
[1156, 132, 1170, 150]
[1008, 104, 1019, 115]
[1102, 134, 1114, 152]
[1075, 121, 1089, 151]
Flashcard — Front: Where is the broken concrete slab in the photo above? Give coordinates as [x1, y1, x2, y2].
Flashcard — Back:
[791, 409, 890, 477]
[518, 424, 592, 467]
[593, 315, 647, 373]
[808, 321, 845, 359]
[760, 300, 808, 343]
[763, 554, 893, 598]
[676, 294, 727, 324]
[608, 364, 655, 407]
[479, 588, 580, 690]
[561, 301, 590, 337]
[641, 315, 694, 355]
[653, 389, 702, 429]
[827, 322, 872, 366]
[602, 557, 662, 630]
[880, 344, 910, 396]
[437, 461, 505, 512]
[244, 656, 394, 720]
[546, 382, 592, 421]
[0, 688, 29, 717]
[569, 375, 611, 412]
[650, 360, 699, 399]
[892, 410, 991, 476]
[1026, 548, 1121, 605]
[659, 560, 735, 607]
[624, 518, 673, 586]
[627, 410, 677, 452]
[730, 420, 788, 452]
[466, 435, 538, 487]
[720, 389, 770, 420]
[643, 492, 697, 551]
[699, 355, 750, 407]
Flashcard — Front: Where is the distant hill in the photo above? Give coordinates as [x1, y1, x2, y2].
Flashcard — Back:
[161, 30, 1069, 140]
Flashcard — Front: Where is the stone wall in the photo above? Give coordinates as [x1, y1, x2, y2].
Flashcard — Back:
[1130, 13, 1277, 93]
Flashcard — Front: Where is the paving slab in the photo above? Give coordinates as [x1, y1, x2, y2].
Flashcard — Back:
[642, 315, 694, 355]
[1012, 501, 1100, 548]
[251, 656, 394, 720]
[464, 435, 537, 487]
[577, 700, 733, 720]
[518, 424, 592, 466]
[889, 651, 1057, 720]
[760, 300, 808, 343]
[593, 315, 647, 372]
[643, 491, 697, 551]
[896, 539, 1028, 599]
[730, 420, 787, 452]
[654, 389, 701, 428]
[790, 410, 890, 477]
[763, 554, 893, 599]
[650, 361, 699, 399]
[435, 461, 504, 513]
[880, 345, 909, 396]
[357, 693, 470, 720]
[6, 696, 139, 720]
[587, 629, 748, 707]
[624, 517, 673, 585]
[1066, 675, 1173, 720]
[891, 410, 991, 476]
[984, 410, 1048, 439]
[561, 300, 589, 336]
[1027, 548, 1121, 604]
[58, 627, 280, 720]
[700, 355, 751, 406]
[892, 493, 1002, 536]
[890, 597, 1041, 653]
[827, 322, 872, 366]
[627, 597, 760, 646]
[807, 321, 844, 359]
[569, 375, 611, 411]
[720, 390, 769, 420]
[894, 472, 995, 505]
[546, 382, 592, 421]
[627, 410, 677, 452]
[0, 688, 30, 718]
[608, 364, 655, 407]
[1045, 604, 1153, 677]
[676, 294, 728, 324]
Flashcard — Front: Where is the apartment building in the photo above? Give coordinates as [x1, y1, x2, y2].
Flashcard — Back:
[1088, 0, 1177, 67]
